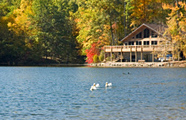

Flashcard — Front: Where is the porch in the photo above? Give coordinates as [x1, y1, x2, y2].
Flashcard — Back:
[104, 45, 173, 62]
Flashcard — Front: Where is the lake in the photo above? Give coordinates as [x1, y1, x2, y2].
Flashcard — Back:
[0, 67, 186, 119]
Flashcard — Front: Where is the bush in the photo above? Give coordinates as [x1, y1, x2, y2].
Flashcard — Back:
[93, 54, 98, 63]
[99, 51, 104, 62]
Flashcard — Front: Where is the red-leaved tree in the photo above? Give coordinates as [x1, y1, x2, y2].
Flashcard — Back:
[85, 43, 100, 64]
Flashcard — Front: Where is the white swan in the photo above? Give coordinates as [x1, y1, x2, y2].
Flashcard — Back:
[105, 82, 112, 87]
[95, 83, 100, 88]
[90, 83, 97, 91]
[90, 85, 96, 91]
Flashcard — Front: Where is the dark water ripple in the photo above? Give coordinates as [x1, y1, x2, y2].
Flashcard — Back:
[0, 67, 185, 119]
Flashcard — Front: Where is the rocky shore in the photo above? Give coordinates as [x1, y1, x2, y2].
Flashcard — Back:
[90, 61, 186, 68]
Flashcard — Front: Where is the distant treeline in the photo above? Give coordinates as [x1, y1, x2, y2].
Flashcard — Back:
[0, 0, 186, 65]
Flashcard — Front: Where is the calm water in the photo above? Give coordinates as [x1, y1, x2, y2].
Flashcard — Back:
[0, 67, 186, 120]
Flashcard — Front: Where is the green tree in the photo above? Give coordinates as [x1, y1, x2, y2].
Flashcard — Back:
[0, 0, 27, 65]
[30, 0, 81, 63]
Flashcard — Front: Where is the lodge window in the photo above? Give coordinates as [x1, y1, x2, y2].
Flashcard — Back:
[144, 28, 150, 38]
[151, 31, 157, 38]
[151, 41, 157, 45]
[125, 42, 128, 46]
[129, 41, 134, 45]
[136, 32, 142, 38]
[144, 41, 149, 45]
[136, 41, 142, 45]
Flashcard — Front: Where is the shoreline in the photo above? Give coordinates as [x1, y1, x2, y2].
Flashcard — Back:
[90, 61, 186, 68]
[0, 64, 89, 67]
[0, 61, 186, 68]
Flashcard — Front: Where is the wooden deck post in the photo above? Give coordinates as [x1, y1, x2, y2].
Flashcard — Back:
[152, 47, 154, 62]
[120, 47, 122, 62]
[141, 46, 143, 60]
[130, 46, 132, 62]
[135, 46, 137, 62]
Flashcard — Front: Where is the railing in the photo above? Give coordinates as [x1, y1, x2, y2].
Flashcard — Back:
[104, 45, 172, 52]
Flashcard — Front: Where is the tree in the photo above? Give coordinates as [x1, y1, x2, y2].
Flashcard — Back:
[130, 0, 166, 28]
[0, 0, 28, 65]
[75, 0, 129, 63]
[163, 1, 186, 60]
[0, 0, 83, 65]
[30, 0, 81, 63]
[85, 43, 100, 64]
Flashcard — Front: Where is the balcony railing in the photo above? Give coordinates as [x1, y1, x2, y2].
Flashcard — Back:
[104, 45, 173, 52]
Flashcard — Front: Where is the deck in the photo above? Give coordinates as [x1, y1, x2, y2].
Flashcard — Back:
[104, 45, 173, 53]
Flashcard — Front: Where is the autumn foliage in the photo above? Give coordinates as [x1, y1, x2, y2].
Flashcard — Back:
[85, 43, 100, 64]
[163, 1, 186, 59]
[1, 0, 186, 65]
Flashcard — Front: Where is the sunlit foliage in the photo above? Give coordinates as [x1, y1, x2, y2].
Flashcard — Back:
[163, 1, 186, 59]
[0, 0, 186, 64]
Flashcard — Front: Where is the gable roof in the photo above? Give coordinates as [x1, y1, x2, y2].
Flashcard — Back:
[121, 23, 168, 42]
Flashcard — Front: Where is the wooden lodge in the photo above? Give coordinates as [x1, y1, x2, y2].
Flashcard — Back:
[104, 23, 173, 62]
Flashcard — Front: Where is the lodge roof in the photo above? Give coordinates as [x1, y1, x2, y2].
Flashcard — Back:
[121, 23, 168, 42]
